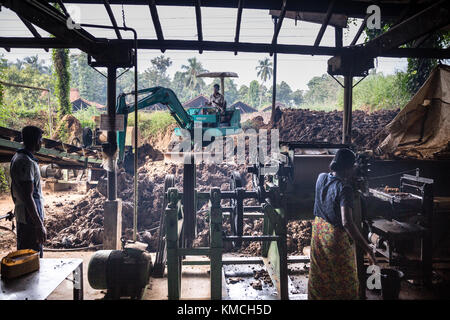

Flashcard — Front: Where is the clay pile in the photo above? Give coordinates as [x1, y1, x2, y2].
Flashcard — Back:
[45, 161, 253, 249]
[261, 108, 398, 151]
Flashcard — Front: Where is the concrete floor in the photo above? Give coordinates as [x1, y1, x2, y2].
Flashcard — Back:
[7, 251, 446, 300]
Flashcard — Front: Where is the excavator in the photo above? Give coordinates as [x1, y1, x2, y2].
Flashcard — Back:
[116, 75, 241, 162]
[83, 73, 241, 162]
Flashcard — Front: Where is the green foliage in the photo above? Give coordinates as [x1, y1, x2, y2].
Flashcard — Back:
[73, 104, 100, 129]
[0, 165, 10, 193]
[128, 111, 176, 138]
[302, 73, 342, 109]
[141, 55, 173, 88]
[52, 48, 71, 118]
[247, 80, 260, 108]
[405, 32, 450, 95]
[291, 89, 304, 106]
[181, 57, 208, 92]
[256, 58, 273, 83]
[337, 71, 411, 111]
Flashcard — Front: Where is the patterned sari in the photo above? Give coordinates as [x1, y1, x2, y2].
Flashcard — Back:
[307, 216, 359, 300]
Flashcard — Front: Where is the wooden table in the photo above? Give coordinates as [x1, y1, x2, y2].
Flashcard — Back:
[0, 258, 83, 300]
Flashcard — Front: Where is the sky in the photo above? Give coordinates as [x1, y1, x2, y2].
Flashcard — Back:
[0, 4, 408, 91]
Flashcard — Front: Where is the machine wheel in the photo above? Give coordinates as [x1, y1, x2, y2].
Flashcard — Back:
[230, 171, 244, 248]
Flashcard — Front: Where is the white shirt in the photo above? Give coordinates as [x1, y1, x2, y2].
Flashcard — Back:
[10, 151, 45, 225]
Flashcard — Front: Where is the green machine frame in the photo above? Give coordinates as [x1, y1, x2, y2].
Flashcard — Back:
[162, 169, 289, 300]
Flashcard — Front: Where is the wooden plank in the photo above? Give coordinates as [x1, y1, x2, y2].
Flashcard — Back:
[313, 0, 335, 47]
[271, 0, 287, 47]
[3, 37, 450, 59]
[195, 0, 203, 53]
[103, 0, 122, 39]
[234, 0, 244, 55]
[148, 0, 165, 52]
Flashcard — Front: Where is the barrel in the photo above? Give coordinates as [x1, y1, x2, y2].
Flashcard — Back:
[381, 268, 404, 300]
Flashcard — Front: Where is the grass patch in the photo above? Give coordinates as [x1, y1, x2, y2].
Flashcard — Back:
[73, 105, 100, 129]
[128, 111, 176, 138]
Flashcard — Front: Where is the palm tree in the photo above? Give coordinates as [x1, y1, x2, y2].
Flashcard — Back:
[181, 57, 208, 96]
[255, 58, 273, 107]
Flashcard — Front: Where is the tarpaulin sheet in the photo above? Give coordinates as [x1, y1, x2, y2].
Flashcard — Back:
[377, 64, 450, 159]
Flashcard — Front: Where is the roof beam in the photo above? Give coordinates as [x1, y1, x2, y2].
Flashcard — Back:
[57, 1, 426, 19]
[313, 0, 335, 47]
[234, 0, 244, 55]
[55, 0, 70, 16]
[18, 16, 49, 52]
[3, 0, 99, 56]
[270, 0, 287, 56]
[148, 0, 165, 52]
[3, 37, 449, 59]
[363, 0, 450, 57]
[103, 0, 122, 39]
[195, 0, 203, 53]
[350, 13, 368, 46]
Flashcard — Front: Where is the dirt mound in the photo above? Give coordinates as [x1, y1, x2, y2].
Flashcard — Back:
[45, 161, 249, 249]
[52, 114, 83, 144]
[256, 108, 398, 150]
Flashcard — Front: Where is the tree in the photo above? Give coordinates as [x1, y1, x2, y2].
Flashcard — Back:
[291, 89, 304, 106]
[52, 48, 71, 117]
[247, 80, 260, 108]
[277, 81, 293, 106]
[70, 52, 106, 105]
[303, 73, 342, 108]
[238, 85, 249, 104]
[256, 58, 273, 107]
[141, 55, 172, 88]
[405, 31, 450, 95]
[181, 57, 208, 94]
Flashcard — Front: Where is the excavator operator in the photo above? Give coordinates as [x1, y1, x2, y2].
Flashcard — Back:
[208, 84, 226, 114]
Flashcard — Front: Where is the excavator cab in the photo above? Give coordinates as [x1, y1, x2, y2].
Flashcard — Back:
[173, 71, 241, 136]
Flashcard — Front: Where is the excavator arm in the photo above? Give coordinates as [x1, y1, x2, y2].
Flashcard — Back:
[116, 86, 193, 161]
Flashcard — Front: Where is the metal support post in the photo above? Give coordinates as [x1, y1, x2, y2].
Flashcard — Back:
[422, 182, 433, 287]
[342, 75, 353, 144]
[353, 193, 366, 300]
[270, 17, 278, 124]
[209, 187, 223, 300]
[106, 66, 117, 201]
[72, 263, 83, 300]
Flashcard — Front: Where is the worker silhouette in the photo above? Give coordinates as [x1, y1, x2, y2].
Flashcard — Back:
[208, 84, 226, 115]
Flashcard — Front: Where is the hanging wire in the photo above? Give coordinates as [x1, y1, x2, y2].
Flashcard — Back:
[368, 168, 418, 181]
[122, 3, 127, 27]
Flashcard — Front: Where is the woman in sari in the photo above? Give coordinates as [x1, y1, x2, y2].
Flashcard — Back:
[308, 148, 377, 300]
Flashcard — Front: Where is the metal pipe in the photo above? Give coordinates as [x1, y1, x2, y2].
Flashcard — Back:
[80, 23, 139, 240]
[342, 75, 353, 144]
[107, 65, 117, 201]
[271, 17, 278, 123]
[223, 235, 280, 242]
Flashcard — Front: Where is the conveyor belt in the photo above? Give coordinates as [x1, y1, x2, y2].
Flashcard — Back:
[0, 126, 102, 169]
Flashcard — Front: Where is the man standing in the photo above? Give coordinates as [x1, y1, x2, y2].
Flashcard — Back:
[209, 83, 226, 114]
[10, 126, 46, 258]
